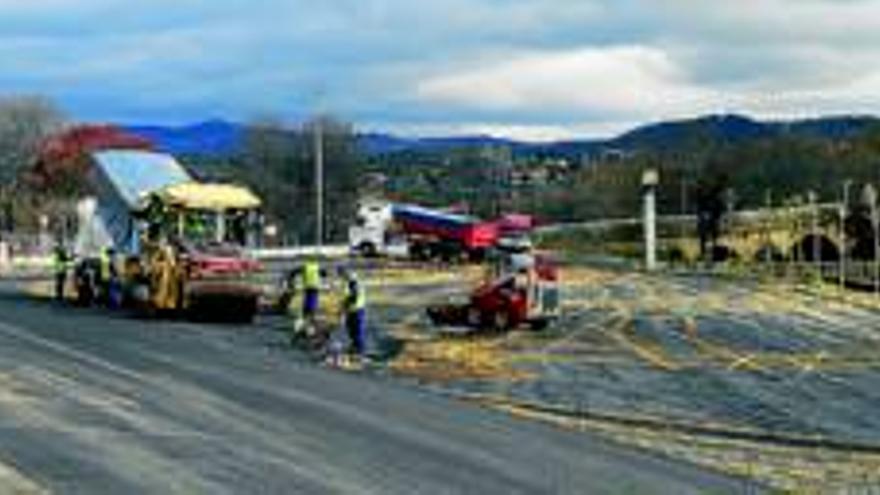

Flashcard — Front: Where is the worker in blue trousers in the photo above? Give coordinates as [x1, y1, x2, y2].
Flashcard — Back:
[302, 257, 322, 321]
[342, 269, 367, 358]
[288, 256, 330, 344]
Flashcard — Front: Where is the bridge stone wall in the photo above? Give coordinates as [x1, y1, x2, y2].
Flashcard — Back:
[666, 205, 847, 262]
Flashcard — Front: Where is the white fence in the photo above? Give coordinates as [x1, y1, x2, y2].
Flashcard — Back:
[0, 238, 353, 278]
[0, 233, 55, 276]
[251, 244, 350, 261]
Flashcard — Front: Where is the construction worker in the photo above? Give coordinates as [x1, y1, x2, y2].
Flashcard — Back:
[301, 257, 322, 322]
[289, 257, 324, 340]
[99, 247, 112, 284]
[342, 270, 367, 357]
[99, 247, 119, 306]
[107, 255, 124, 309]
[52, 243, 70, 302]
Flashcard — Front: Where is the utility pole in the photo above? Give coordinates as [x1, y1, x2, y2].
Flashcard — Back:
[314, 117, 324, 248]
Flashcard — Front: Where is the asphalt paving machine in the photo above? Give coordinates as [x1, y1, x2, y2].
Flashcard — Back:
[74, 150, 263, 321]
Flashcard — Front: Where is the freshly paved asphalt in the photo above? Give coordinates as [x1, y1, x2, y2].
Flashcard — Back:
[0, 290, 750, 494]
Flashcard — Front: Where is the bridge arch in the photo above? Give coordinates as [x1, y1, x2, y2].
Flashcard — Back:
[791, 234, 840, 261]
[711, 244, 739, 263]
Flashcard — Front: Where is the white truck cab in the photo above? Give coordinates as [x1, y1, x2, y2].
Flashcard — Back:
[348, 200, 396, 256]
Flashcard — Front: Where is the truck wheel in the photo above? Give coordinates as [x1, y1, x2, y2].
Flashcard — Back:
[76, 283, 93, 307]
[410, 243, 427, 261]
[529, 318, 550, 331]
[359, 242, 378, 258]
[468, 249, 486, 263]
[466, 306, 482, 328]
[239, 297, 258, 323]
[440, 248, 453, 263]
[74, 270, 95, 307]
[492, 310, 512, 332]
[236, 309, 256, 324]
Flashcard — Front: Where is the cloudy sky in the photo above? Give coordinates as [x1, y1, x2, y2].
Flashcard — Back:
[2, 0, 879, 140]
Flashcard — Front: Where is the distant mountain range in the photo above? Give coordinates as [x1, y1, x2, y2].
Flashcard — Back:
[124, 120, 244, 155]
[121, 114, 880, 158]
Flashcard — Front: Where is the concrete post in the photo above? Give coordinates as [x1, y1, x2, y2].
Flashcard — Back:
[642, 169, 659, 272]
[0, 241, 8, 274]
[645, 190, 657, 271]
[215, 212, 225, 244]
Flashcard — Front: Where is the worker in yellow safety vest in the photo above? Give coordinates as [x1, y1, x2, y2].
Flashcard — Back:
[301, 258, 322, 321]
[52, 243, 71, 302]
[99, 247, 114, 283]
[342, 270, 367, 356]
[99, 247, 120, 307]
[288, 258, 325, 343]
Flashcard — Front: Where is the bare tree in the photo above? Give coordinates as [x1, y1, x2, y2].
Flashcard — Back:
[0, 96, 65, 231]
[238, 114, 361, 244]
[0, 95, 65, 184]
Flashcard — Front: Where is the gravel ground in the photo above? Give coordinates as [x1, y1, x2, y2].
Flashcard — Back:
[371, 264, 880, 492]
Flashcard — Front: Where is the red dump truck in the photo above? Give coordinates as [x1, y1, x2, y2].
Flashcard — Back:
[349, 201, 501, 261]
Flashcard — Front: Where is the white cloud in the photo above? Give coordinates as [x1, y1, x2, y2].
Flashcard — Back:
[655, 0, 880, 45]
[415, 46, 721, 119]
[1, 0, 880, 139]
[380, 121, 630, 142]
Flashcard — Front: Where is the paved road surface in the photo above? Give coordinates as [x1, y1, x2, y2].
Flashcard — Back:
[0, 290, 748, 494]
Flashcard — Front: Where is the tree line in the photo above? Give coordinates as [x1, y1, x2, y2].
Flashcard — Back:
[4, 92, 880, 246]
[183, 116, 362, 245]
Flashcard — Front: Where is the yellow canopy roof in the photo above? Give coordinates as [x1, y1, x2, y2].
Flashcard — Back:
[153, 182, 262, 210]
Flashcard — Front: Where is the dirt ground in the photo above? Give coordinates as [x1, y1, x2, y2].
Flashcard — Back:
[370, 263, 880, 493]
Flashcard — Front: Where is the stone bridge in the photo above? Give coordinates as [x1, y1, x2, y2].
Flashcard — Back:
[539, 202, 875, 264]
[665, 203, 861, 263]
